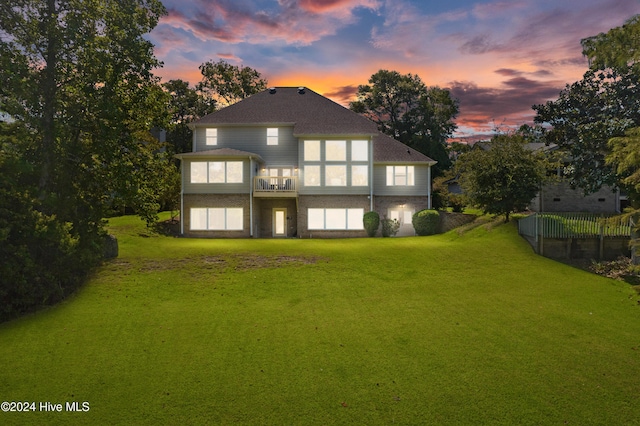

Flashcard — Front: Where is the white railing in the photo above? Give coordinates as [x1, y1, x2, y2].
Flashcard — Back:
[518, 213, 633, 239]
[253, 176, 298, 195]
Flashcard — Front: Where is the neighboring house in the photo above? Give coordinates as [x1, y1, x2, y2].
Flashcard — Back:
[464, 141, 622, 214]
[175, 87, 436, 238]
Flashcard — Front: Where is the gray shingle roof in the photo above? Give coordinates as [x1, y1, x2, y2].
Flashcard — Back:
[194, 87, 378, 136]
[175, 148, 264, 163]
[193, 86, 435, 164]
[373, 133, 436, 164]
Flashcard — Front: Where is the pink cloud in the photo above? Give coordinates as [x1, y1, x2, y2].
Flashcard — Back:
[158, 0, 379, 46]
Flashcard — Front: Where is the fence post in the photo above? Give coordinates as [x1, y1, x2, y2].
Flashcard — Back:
[599, 214, 604, 260]
[632, 217, 638, 265]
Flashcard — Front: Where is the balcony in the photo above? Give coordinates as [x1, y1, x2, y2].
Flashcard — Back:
[253, 176, 298, 197]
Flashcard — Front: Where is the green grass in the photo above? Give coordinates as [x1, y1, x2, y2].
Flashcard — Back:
[1, 213, 640, 425]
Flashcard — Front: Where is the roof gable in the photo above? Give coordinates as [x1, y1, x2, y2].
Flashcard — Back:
[194, 87, 379, 136]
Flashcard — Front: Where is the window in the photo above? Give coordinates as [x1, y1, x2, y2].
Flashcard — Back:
[304, 165, 320, 186]
[191, 162, 208, 183]
[386, 166, 415, 186]
[326, 140, 346, 161]
[325, 165, 347, 186]
[190, 161, 243, 183]
[267, 128, 278, 145]
[351, 165, 368, 186]
[205, 128, 217, 146]
[190, 208, 243, 230]
[307, 208, 364, 230]
[304, 140, 321, 161]
[351, 140, 368, 161]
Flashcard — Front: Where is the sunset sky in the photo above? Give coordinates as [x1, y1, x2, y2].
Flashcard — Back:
[148, 0, 640, 140]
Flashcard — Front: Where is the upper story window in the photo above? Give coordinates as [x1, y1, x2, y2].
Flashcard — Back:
[386, 165, 414, 186]
[267, 128, 278, 145]
[304, 140, 321, 161]
[326, 140, 346, 161]
[205, 128, 217, 146]
[190, 161, 243, 183]
[351, 140, 368, 161]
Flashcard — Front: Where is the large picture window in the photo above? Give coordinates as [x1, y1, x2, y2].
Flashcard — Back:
[304, 165, 321, 186]
[325, 165, 347, 186]
[351, 140, 368, 161]
[307, 208, 364, 230]
[304, 140, 321, 161]
[190, 161, 243, 183]
[190, 208, 243, 230]
[351, 165, 368, 186]
[326, 140, 346, 161]
[386, 165, 415, 186]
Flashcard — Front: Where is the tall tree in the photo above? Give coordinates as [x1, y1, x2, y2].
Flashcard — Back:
[581, 15, 640, 73]
[350, 70, 459, 175]
[162, 79, 216, 154]
[455, 135, 551, 222]
[0, 0, 169, 318]
[197, 60, 268, 107]
[533, 15, 640, 194]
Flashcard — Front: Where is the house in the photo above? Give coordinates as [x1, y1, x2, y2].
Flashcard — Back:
[175, 86, 436, 238]
[465, 140, 622, 213]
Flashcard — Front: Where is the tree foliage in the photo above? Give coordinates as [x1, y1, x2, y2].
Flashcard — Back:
[456, 135, 551, 222]
[533, 15, 640, 194]
[0, 0, 168, 319]
[197, 60, 268, 107]
[607, 127, 640, 206]
[162, 79, 216, 154]
[350, 70, 459, 175]
[581, 15, 640, 74]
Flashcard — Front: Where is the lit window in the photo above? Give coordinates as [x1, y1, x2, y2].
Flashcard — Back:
[351, 165, 368, 186]
[226, 162, 243, 183]
[307, 208, 364, 230]
[191, 162, 208, 183]
[386, 166, 415, 186]
[325, 165, 347, 186]
[304, 165, 321, 186]
[267, 128, 278, 145]
[191, 161, 243, 183]
[351, 140, 368, 161]
[190, 208, 244, 231]
[205, 128, 217, 146]
[326, 140, 346, 161]
[190, 208, 208, 230]
[304, 140, 321, 161]
[209, 162, 225, 183]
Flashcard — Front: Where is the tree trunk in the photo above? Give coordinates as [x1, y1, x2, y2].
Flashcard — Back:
[38, 0, 58, 200]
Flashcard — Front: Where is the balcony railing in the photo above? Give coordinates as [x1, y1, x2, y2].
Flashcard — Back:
[253, 176, 298, 197]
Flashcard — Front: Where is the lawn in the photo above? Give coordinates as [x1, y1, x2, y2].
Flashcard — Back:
[1, 214, 639, 425]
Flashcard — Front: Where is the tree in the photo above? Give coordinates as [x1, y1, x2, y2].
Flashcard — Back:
[197, 60, 268, 107]
[0, 0, 169, 318]
[350, 70, 459, 175]
[455, 135, 551, 222]
[581, 15, 640, 73]
[162, 79, 216, 155]
[607, 127, 640, 206]
[533, 16, 640, 194]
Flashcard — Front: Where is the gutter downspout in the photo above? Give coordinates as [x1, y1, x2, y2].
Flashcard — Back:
[250, 157, 254, 237]
[369, 137, 374, 211]
[427, 163, 432, 209]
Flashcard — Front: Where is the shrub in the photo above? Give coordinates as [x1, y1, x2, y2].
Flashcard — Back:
[381, 217, 400, 237]
[412, 209, 440, 236]
[363, 211, 380, 237]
